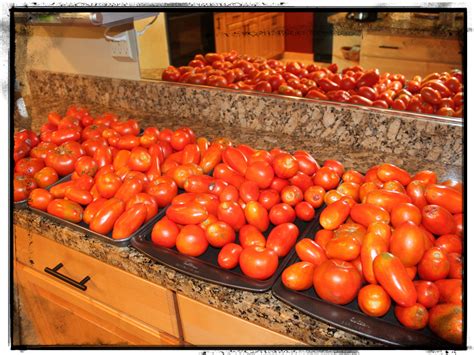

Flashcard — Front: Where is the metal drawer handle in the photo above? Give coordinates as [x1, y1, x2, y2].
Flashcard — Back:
[44, 263, 91, 291]
[379, 45, 400, 50]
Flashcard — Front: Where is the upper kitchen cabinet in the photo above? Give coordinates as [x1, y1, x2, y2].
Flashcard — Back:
[214, 12, 285, 59]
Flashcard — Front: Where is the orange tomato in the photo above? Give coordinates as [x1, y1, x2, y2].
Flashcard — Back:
[361, 231, 389, 284]
[394, 303, 429, 330]
[389, 221, 426, 267]
[358, 284, 391, 317]
[376, 163, 411, 186]
[282, 261, 315, 291]
[319, 197, 352, 230]
[350, 203, 390, 227]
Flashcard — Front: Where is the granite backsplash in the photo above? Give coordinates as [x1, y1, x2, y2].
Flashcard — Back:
[25, 70, 463, 170]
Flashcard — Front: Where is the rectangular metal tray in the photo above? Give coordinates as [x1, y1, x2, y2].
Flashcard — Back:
[28, 174, 166, 247]
[271, 223, 456, 348]
[131, 206, 325, 292]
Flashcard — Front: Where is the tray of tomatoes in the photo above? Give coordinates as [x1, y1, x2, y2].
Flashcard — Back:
[272, 164, 464, 347]
[131, 145, 331, 291]
[161, 50, 463, 118]
[131, 210, 322, 292]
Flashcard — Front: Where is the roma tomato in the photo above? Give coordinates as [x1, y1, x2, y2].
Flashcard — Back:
[389, 221, 426, 267]
[89, 198, 125, 235]
[176, 225, 208, 257]
[74, 156, 98, 177]
[199, 145, 222, 174]
[238, 224, 266, 248]
[15, 158, 45, 176]
[213, 163, 245, 188]
[406, 180, 428, 210]
[373, 252, 417, 307]
[239, 180, 260, 203]
[269, 203, 296, 225]
[319, 197, 352, 230]
[325, 234, 361, 261]
[244, 201, 269, 232]
[447, 253, 462, 279]
[429, 304, 463, 344]
[114, 177, 143, 203]
[350, 203, 390, 227]
[272, 153, 298, 179]
[337, 181, 360, 202]
[65, 187, 93, 205]
[258, 189, 281, 210]
[435, 279, 462, 305]
[293, 151, 319, 176]
[14, 174, 37, 202]
[96, 173, 122, 199]
[289, 171, 313, 192]
[313, 166, 340, 190]
[222, 146, 248, 175]
[146, 177, 178, 207]
[413, 280, 440, 309]
[358, 284, 391, 317]
[33, 167, 59, 188]
[167, 202, 208, 225]
[394, 303, 429, 330]
[313, 259, 361, 305]
[47, 199, 83, 223]
[184, 175, 215, 194]
[295, 201, 315, 221]
[219, 185, 239, 202]
[304, 185, 325, 208]
[27, 188, 53, 211]
[422, 205, 455, 235]
[83, 198, 107, 225]
[390, 202, 422, 227]
[377, 163, 411, 186]
[282, 261, 315, 291]
[205, 221, 236, 247]
[266, 222, 299, 257]
[218, 243, 243, 269]
[435, 234, 462, 254]
[314, 229, 334, 250]
[295, 238, 327, 267]
[151, 216, 180, 248]
[361, 231, 389, 284]
[417, 247, 450, 281]
[281, 185, 304, 206]
[245, 161, 274, 189]
[239, 246, 278, 280]
[424, 184, 462, 214]
[112, 203, 147, 239]
[217, 201, 246, 231]
[45, 145, 79, 176]
[364, 189, 411, 212]
[128, 147, 152, 172]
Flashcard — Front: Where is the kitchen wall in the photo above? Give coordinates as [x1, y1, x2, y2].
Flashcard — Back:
[15, 23, 141, 91]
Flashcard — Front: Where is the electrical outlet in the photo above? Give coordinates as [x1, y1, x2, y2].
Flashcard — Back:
[110, 29, 138, 62]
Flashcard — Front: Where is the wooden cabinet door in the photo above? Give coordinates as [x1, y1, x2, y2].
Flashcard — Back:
[226, 21, 246, 55]
[14, 262, 180, 346]
[269, 13, 285, 58]
[244, 18, 260, 57]
[214, 13, 227, 52]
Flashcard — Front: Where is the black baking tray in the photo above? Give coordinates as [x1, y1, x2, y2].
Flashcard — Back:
[271, 224, 457, 348]
[131, 206, 325, 292]
[28, 174, 166, 247]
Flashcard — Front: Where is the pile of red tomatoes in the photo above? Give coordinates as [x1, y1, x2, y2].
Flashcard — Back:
[161, 51, 463, 117]
[280, 162, 463, 344]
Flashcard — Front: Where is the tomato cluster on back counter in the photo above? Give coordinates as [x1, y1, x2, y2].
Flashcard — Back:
[161, 51, 464, 118]
[281, 163, 463, 344]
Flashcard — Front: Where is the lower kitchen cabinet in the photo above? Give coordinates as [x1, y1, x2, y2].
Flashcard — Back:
[177, 295, 305, 346]
[13, 225, 305, 346]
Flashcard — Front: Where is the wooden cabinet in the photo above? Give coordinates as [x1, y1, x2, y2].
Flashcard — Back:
[214, 12, 285, 58]
[13, 225, 305, 346]
[177, 295, 305, 346]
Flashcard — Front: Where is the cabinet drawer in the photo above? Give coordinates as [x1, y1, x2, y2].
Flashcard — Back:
[225, 13, 244, 25]
[361, 32, 461, 64]
[15, 261, 179, 345]
[14, 226, 180, 338]
[177, 295, 305, 346]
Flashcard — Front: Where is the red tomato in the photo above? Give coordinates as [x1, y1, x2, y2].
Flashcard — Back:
[424, 184, 462, 214]
[389, 221, 426, 267]
[258, 189, 281, 210]
[420, 87, 442, 105]
[27, 188, 53, 211]
[65, 187, 93, 206]
[414, 280, 440, 309]
[360, 231, 389, 284]
[217, 201, 246, 231]
[112, 203, 147, 240]
[245, 161, 274, 189]
[422, 205, 455, 235]
[33, 167, 59, 189]
[166, 202, 208, 225]
[269, 203, 296, 225]
[390, 202, 422, 227]
[434, 234, 462, 254]
[271, 153, 298, 179]
[176, 225, 208, 257]
[151, 217, 180, 248]
[146, 177, 178, 207]
[295, 201, 315, 221]
[239, 246, 278, 280]
[314, 229, 334, 250]
[429, 303, 463, 345]
[239, 180, 260, 203]
[218, 243, 243, 269]
[280, 185, 304, 206]
[89, 198, 125, 234]
[270, 177, 290, 192]
[373, 252, 417, 307]
[238, 224, 266, 248]
[266, 222, 299, 257]
[358, 284, 391, 317]
[325, 233, 361, 261]
[435, 279, 462, 305]
[418, 247, 450, 281]
[364, 189, 411, 213]
[244, 201, 269, 232]
[313, 259, 361, 305]
[96, 173, 122, 199]
[205, 221, 236, 248]
[350, 203, 390, 227]
[406, 180, 428, 210]
[447, 253, 462, 279]
[319, 197, 352, 230]
[222, 146, 248, 176]
[15, 157, 45, 177]
[395, 303, 429, 330]
[213, 163, 245, 188]
[303, 185, 325, 208]
[289, 171, 313, 192]
[313, 166, 340, 190]
[47, 199, 83, 223]
[295, 238, 327, 267]
[377, 163, 411, 186]
[282, 261, 315, 291]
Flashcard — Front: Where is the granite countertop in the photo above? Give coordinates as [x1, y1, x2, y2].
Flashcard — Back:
[13, 112, 462, 347]
[328, 12, 464, 39]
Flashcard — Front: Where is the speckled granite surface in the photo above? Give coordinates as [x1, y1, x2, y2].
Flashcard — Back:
[14, 70, 462, 346]
[27, 70, 463, 168]
[328, 12, 464, 39]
